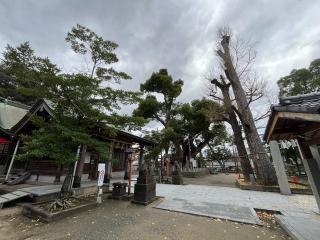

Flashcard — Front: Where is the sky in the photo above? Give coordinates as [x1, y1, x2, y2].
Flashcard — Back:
[0, 0, 320, 132]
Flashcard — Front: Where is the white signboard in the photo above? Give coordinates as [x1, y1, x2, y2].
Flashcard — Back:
[97, 163, 105, 187]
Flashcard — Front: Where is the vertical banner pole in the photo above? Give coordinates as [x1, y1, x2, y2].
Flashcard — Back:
[97, 163, 105, 203]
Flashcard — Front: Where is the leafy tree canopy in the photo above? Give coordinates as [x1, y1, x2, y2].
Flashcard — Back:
[0, 42, 60, 104]
[168, 98, 228, 158]
[204, 144, 232, 167]
[134, 69, 183, 127]
[3, 25, 144, 164]
[278, 58, 320, 96]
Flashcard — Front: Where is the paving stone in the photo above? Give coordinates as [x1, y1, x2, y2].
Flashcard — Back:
[0, 197, 7, 204]
[156, 184, 318, 214]
[10, 191, 30, 197]
[21, 185, 61, 196]
[155, 198, 261, 224]
[1, 193, 21, 200]
[156, 184, 320, 239]
[276, 213, 320, 240]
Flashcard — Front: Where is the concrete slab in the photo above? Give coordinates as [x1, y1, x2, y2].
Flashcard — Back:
[155, 184, 320, 239]
[156, 184, 318, 214]
[0, 197, 7, 204]
[1, 193, 21, 200]
[20, 182, 97, 196]
[155, 198, 261, 224]
[21, 185, 61, 196]
[275, 213, 320, 240]
[10, 190, 30, 197]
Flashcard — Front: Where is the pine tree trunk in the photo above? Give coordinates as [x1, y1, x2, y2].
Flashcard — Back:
[220, 81, 253, 181]
[73, 144, 87, 188]
[218, 36, 277, 185]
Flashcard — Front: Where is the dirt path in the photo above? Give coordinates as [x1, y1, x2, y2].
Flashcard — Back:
[0, 200, 290, 240]
[183, 173, 238, 187]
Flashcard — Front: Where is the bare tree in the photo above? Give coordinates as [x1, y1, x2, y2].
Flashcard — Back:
[208, 75, 254, 181]
[216, 29, 277, 185]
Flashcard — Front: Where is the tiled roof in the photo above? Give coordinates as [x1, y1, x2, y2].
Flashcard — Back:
[263, 92, 320, 141]
[272, 92, 320, 113]
[0, 97, 30, 130]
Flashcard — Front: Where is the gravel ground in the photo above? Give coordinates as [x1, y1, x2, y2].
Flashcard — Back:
[183, 173, 238, 187]
[0, 199, 290, 240]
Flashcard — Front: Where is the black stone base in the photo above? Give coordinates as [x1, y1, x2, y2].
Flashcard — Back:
[108, 194, 134, 201]
[131, 196, 160, 206]
[112, 182, 127, 197]
[133, 182, 156, 204]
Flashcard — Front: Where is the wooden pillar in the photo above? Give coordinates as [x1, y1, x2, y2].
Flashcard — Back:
[108, 141, 115, 179]
[5, 139, 20, 181]
[269, 141, 291, 195]
[124, 151, 128, 180]
[139, 144, 144, 170]
[297, 140, 320, 212]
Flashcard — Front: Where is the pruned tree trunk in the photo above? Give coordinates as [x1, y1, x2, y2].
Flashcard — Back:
[73, 144, 87, 188]
[220, 82, 253, 181]
[218, 35, 277, 185]
[210, 76, 253, 181]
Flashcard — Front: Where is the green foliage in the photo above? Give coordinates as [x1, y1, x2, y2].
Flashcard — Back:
[140, 69, 183, 100]
[139, 130, 163, 162]
[66, 24, 131, 81]
[0, 42, 60, 104]
[204, 144, 232, 166]
[133, 95, 161, 119]
[168, 98, 228, 157]
[143, 97, 228, 161]
[177, 99, 226, 140]
[278, 58, 320, 96]
[134, 69, 183, 127]
[17, 117, 112, 164]
[2, 24, 144, 165]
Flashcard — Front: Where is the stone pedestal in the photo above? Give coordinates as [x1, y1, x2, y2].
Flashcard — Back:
[112, 182, 127, 197]
[172, 161, 183, 185]
[133, 170, 156, 205]
[172, 170, 183, 185]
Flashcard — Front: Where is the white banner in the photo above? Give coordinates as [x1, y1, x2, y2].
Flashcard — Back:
[97, 163, 105, 187]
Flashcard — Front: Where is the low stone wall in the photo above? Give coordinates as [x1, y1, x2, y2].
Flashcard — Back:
[181, 168, 209, 178]
[22, 199, 98, 222]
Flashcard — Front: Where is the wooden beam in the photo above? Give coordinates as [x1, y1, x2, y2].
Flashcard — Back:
[272, 123, 320, 136]
[266, 112, 320, 142]
[278, 112, 320, 122]
[266, 114, 279, 143]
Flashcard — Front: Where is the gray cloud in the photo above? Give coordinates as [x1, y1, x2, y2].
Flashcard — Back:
[1, 0, 320, 132]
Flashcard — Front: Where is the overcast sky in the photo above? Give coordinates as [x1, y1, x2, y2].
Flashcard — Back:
[1, 0, 320, 131]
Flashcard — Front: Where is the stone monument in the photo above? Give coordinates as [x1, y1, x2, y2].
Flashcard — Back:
[172, 161, 184, 185]
[133, 162, 156, 205]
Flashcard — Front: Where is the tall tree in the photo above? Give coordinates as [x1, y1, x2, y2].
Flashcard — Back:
[133, 69, 183, 151]
[217, 31, 277, 185]
[164, 98, 229, 169]
[209, 75, 254, 181]
[64, 24, 143, 186]
[278, 59, 320, 96]
[12, 25, 143, 189]
[0, 42, 60, 105]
